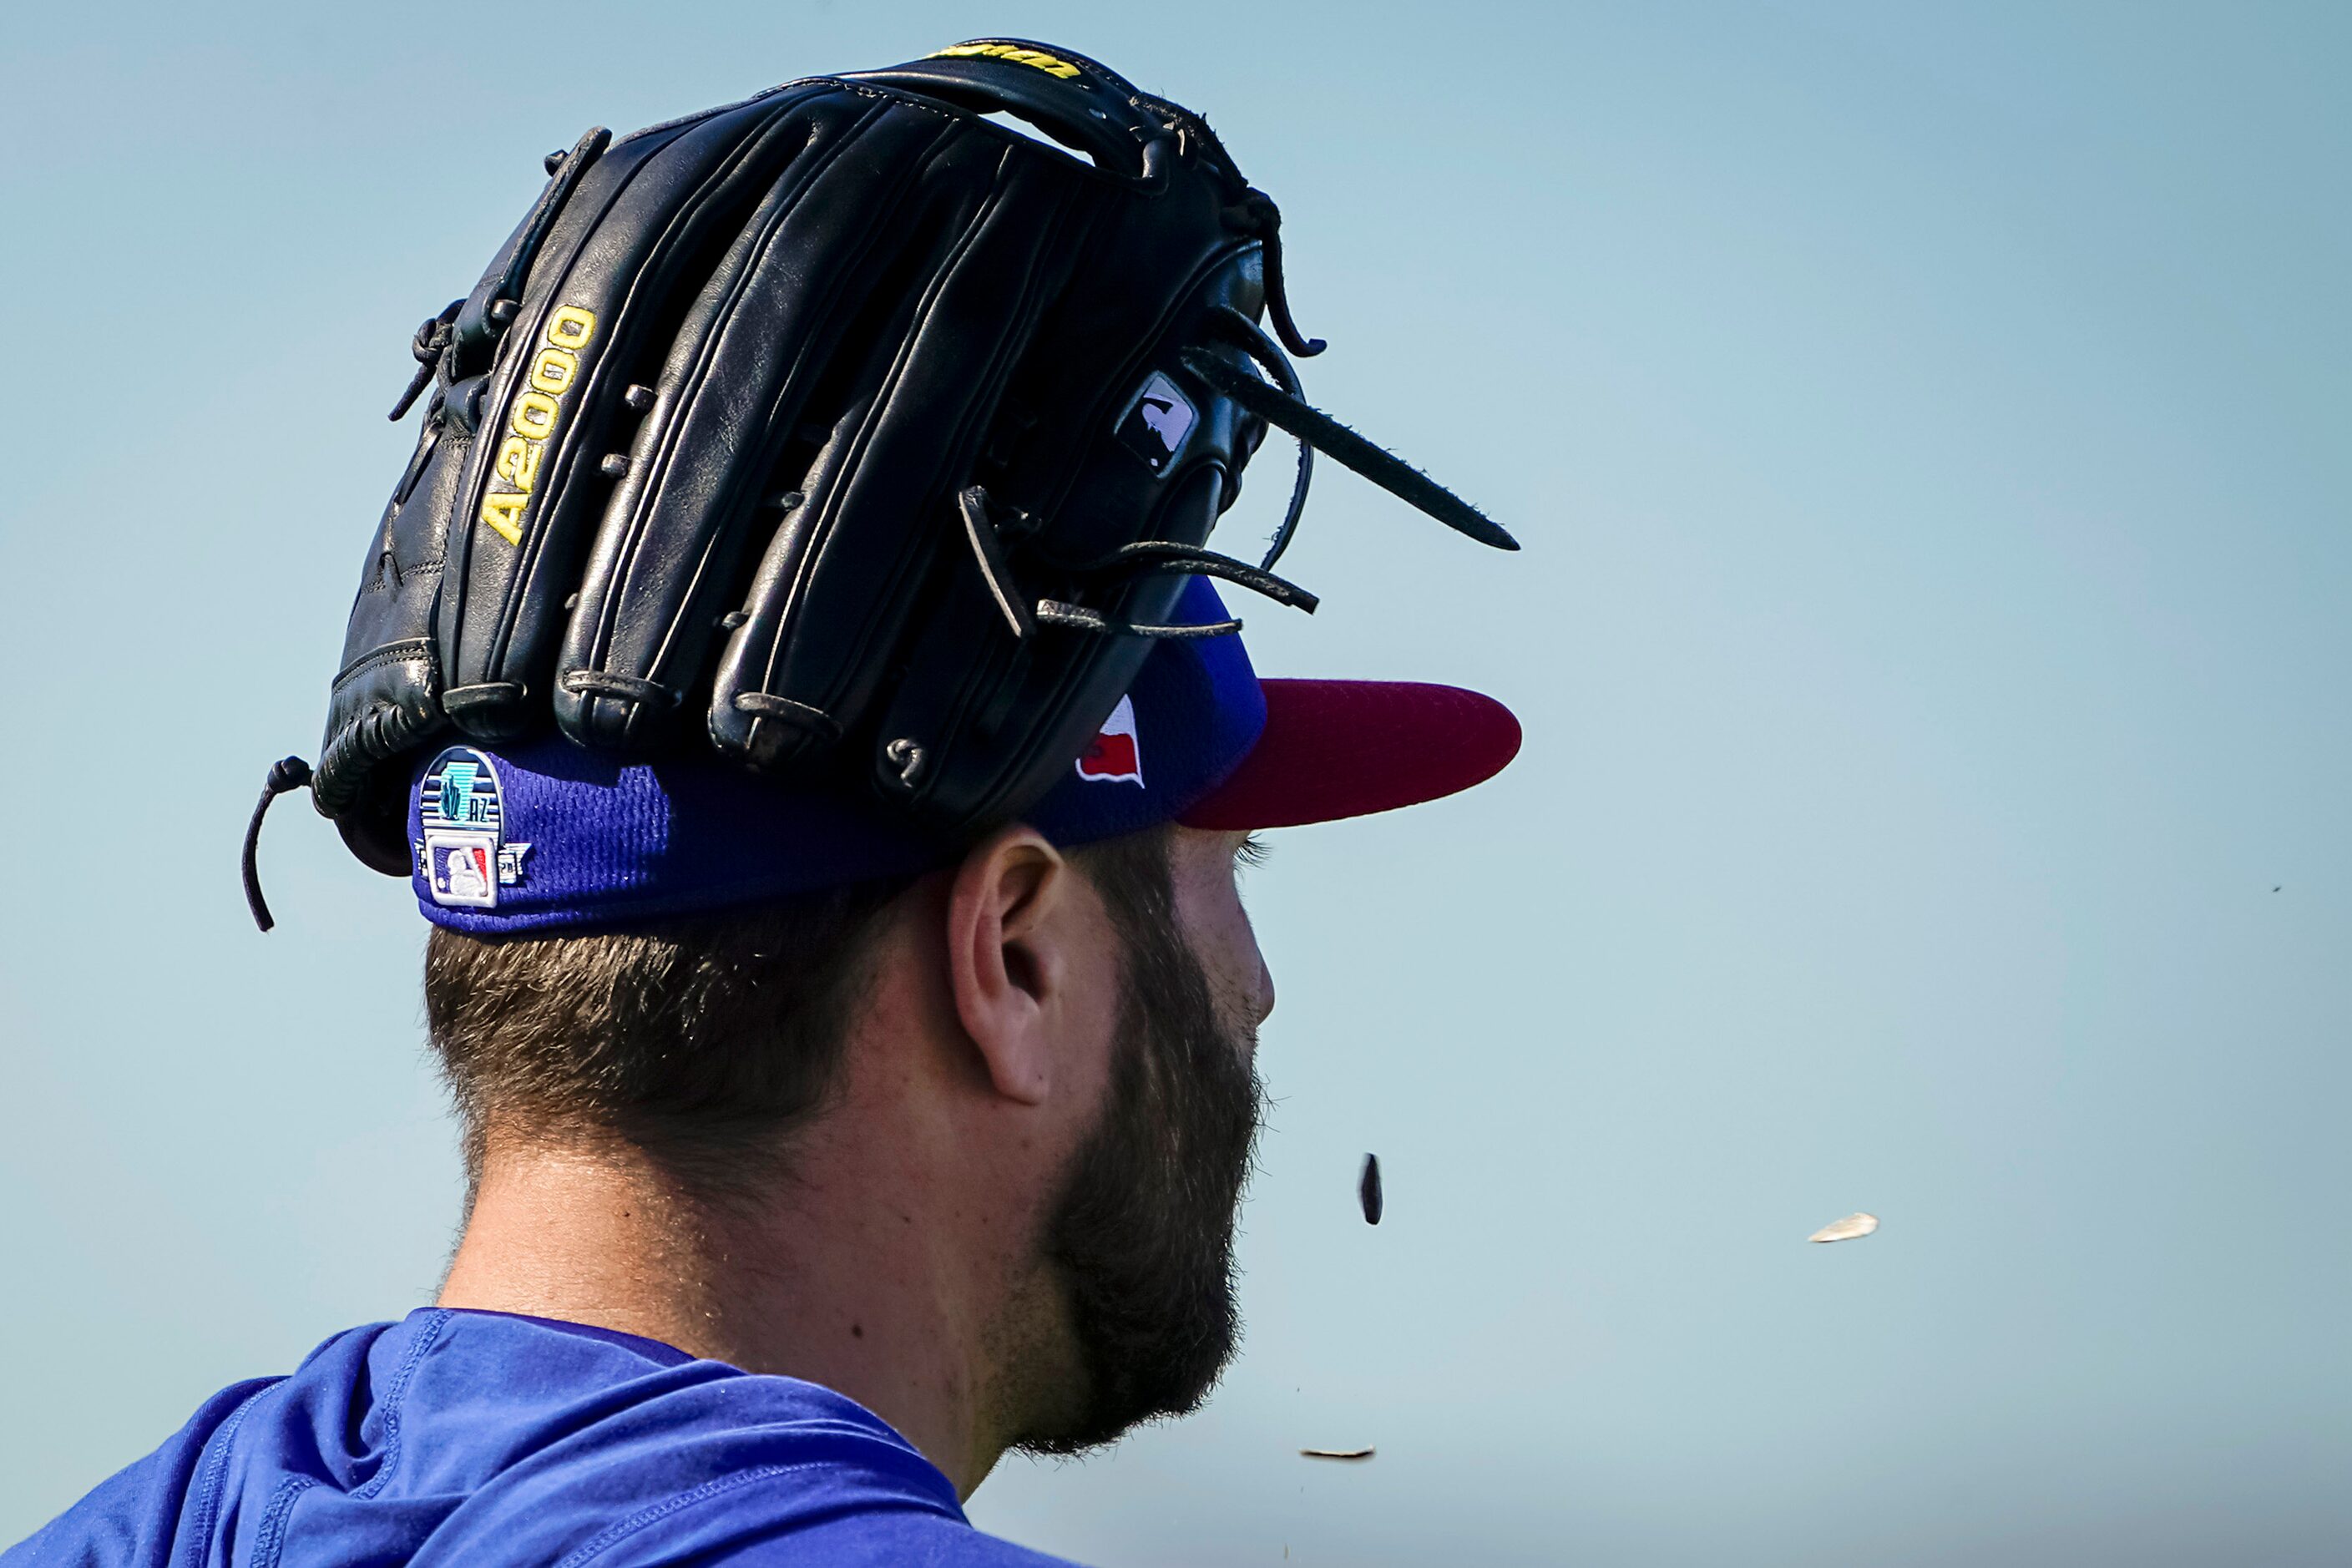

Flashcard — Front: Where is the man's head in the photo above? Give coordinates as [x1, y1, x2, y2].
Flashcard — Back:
[413, 575, 1516, 1488]
[427, 820, 1272, 1454]
[266, 36, 1529, 1507]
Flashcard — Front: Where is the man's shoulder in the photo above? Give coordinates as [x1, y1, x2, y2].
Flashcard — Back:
[8, 1312, 1091, 1568]
[683, 1504, 1087, 1568]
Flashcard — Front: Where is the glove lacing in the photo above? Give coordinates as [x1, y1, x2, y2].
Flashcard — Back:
[240, 756, 315, 933]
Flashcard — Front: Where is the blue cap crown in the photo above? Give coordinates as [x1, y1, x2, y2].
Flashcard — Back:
[410, 580, 1263, 933]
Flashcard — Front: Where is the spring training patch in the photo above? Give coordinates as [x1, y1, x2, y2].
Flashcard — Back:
[417, 746, 531, 909]
[1114, 371, 1197, 475]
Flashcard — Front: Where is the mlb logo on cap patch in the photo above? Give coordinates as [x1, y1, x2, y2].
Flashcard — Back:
[418, 746, 531, 908]
[1076, 695, 1145, 786]
[1114, 371, 1196, 475]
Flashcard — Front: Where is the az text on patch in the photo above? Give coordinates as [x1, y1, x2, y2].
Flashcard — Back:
[478, 305, 599, 547]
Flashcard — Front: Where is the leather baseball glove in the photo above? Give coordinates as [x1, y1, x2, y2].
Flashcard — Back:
[245, 39, 1513, 925]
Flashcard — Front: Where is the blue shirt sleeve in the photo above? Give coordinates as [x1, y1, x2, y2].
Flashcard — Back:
[4, 1378, 282, 1568]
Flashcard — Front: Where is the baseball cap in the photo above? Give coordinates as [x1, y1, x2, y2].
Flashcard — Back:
[408, 579, 1518, 933]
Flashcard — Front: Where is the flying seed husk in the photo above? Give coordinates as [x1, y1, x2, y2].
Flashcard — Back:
[1808, 1212, 1879, 1243]
[1359, 1153, 1383, 1225]
[1299, 1447, 1375, 1461]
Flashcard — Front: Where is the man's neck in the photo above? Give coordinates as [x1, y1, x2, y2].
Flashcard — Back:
[437, 1130, 1009, 1498]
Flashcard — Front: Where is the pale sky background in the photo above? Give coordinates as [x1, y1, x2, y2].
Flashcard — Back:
[3, 3, 2346, 1564]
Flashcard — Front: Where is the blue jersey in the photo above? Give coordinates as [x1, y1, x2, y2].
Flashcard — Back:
[7, 1308, 1078, 1567]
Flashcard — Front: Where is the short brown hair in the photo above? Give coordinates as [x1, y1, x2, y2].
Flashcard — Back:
[422, 832, 1170, 1202]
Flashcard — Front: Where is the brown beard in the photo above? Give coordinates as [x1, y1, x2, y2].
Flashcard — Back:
[1016, 841, 1267, 1455]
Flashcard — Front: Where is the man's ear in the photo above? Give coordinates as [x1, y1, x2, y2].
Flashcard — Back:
[945, 826, 1075, 1106]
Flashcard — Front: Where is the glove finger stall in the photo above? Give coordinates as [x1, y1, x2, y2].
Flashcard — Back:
[553, 99, 960, 753]
[435, 84, 863, 744]
[707, 121, 1099, 776]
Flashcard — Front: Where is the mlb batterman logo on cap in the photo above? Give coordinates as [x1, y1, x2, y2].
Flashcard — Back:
[404, 579, 1520, 933]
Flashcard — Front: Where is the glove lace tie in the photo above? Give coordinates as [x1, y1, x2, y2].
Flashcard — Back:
[1225, 189, 1327, 361]
[960, 488, 1318, 643]
[240, 756, 315, 933]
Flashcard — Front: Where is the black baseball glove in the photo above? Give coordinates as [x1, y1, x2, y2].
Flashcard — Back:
[245, 39, 1512, 926]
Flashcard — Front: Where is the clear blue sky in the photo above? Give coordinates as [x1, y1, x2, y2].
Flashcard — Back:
[3, 3, 2346, 1563]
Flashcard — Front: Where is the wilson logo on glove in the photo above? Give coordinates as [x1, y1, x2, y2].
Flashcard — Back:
[479, 306, 599, 546]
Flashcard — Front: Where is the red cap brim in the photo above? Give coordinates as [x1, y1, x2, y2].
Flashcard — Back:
[1178, 679, 1521, 832]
